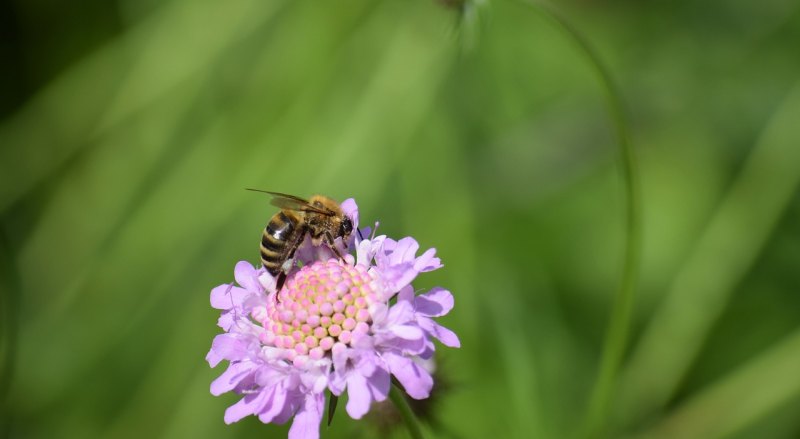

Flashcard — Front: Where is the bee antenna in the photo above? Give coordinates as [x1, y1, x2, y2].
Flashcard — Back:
[357, 228, 364, 241]
[245, 188, 271, 195]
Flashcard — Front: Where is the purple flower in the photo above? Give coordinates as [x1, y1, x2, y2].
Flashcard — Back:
[207, 199, 460, 438]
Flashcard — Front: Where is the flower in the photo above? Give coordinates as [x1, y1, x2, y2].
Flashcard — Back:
[207, 198, 460, 439]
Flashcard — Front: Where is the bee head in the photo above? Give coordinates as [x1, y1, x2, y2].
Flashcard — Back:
[339, 216, 354, 238]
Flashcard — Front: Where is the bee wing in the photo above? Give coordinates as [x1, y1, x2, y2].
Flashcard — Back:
[264, 191, 334, 215]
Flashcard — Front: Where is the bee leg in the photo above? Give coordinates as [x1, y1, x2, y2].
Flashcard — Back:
[276, 273, 286, 291]
[325, 232, 346, 261]
[273, 258, 296, 293]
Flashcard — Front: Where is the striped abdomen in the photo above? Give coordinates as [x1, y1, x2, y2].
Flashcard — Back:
[260, 211, 303, 276]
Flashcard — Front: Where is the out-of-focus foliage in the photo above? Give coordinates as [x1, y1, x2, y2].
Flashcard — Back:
[1, 0, 799, 438]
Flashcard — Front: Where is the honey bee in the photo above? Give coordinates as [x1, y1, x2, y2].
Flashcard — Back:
[247, 189, 354, 287]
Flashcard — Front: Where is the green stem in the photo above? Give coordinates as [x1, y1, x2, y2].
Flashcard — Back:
[522, 2, 641, 437]
[389, 384, 425, 439]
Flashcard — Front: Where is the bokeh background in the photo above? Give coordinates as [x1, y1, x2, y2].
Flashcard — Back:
[2, 0, 800, 438]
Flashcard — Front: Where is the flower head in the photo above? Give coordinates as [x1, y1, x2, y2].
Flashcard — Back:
[207, 198, 459, 439]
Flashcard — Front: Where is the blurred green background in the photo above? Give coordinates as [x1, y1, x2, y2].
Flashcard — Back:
[2, 0, 800, 438]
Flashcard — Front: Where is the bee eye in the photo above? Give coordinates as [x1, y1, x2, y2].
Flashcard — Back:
[340, 217, 353, 237]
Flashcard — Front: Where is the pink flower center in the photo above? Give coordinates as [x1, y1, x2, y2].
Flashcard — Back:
[254, 259, 378, 363]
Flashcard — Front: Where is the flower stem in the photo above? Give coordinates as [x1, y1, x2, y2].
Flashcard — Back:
[389, 384, 425, 439]
[522, 2, 641, 437]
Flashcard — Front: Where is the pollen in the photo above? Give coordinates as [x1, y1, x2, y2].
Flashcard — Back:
[254, 259, 379, 361]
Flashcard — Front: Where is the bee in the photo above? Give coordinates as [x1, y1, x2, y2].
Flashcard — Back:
[247, 189, 354, 288]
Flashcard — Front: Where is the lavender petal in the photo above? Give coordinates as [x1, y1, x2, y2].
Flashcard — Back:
[210, 361, 256, 395]
[288, 393, 324, 439]
[224, 390, 268, 424]
[415, 287, 454, 317]
[234, 261, 261, 293]
[345, 372, 371, 419]
[384, 352, 433, 400]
